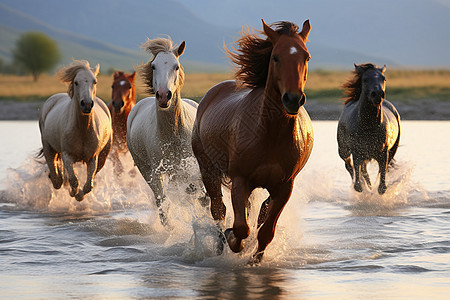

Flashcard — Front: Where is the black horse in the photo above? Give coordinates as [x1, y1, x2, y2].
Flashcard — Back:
[337, 63, 401, 194]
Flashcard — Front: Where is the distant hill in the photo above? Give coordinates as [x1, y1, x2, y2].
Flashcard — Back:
[3, 0, 447, 72]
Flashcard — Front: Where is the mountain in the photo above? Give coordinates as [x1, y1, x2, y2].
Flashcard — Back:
[176, 0, 450, 68]
[1, 0, 448, 71]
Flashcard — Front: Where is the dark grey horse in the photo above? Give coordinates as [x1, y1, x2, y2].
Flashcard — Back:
[337, 63, 401, 194]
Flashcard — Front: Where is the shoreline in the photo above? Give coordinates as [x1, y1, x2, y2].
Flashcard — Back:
[0, 99, 449, 121]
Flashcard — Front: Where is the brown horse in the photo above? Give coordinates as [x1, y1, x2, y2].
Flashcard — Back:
[108, 71, 136, 175]
[192, 20, 314, 264]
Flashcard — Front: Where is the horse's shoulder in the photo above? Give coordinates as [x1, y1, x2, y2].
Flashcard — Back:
[382, 100, 400, 120]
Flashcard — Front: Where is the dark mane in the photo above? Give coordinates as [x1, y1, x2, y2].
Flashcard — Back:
[342, 63, 378, 104]
[226, 21, 300, 89]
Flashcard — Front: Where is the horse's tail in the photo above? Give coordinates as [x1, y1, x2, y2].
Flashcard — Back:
[35, 148, 46, 164]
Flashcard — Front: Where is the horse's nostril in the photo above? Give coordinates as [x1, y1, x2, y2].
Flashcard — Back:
[167, 90, 172, 100]
[156, 91, 160, 99]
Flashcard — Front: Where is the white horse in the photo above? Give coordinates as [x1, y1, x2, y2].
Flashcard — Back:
[127, 38, 198, 225]
[39, 60, 112, 201]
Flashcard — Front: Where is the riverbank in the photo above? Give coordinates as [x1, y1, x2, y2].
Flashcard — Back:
[1, 99, 449, 121]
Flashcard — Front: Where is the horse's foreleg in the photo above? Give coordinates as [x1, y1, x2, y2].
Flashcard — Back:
[361, 162, 371, 188]
[225, 176, 251, 253]
[62, 153, 79, 198]
[148, 173, 169, 226]
[378, 150, 389, 195]
[251, 182, 293, 265]
[42, 145, 63, 189]
[353, 156, 363, 192]
[343, 157, 354, 179]
[76, 156, 98, 201]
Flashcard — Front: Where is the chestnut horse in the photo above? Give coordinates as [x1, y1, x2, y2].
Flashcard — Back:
[108, 70, 136, 175]
[192, 20, 314, 264]
[337, 63, 401, 194]
[39, 60, 112, 201]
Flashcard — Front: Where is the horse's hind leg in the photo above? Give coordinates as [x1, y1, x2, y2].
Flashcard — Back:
[97, 138, 112, 174]
[42, 144, 63, 189]
[250, 182, 293, 265]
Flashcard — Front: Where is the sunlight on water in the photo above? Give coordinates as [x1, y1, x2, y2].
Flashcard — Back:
[1, 121, 449, 299]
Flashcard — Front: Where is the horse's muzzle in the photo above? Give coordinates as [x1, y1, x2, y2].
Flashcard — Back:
[156, 90, 172, 108]
[112, 100, 124, 113]
[80, 99, 94, 114]
[370, 90, 385, 106]
[282, 92, 306, 115]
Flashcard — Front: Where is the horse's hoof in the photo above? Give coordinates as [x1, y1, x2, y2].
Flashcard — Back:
[198, 194, 210, 207]
[248, 251, 264, 266]
[224, 228, 244, 253]
[214, 225, 226, 256]
[158, 209, 170, 228]
[75, 192, 85, 202]
[185, 183, 197, 195]
[354, 183, 363, 193]
[378, 184, 387, 195]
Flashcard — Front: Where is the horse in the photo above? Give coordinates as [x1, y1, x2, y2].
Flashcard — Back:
[39, 60, 112, 201]
[127, 37, 198, 226]
[337, 63, 401, 195]
[108, 70, 136, 175]
[191, 19, 314, 264]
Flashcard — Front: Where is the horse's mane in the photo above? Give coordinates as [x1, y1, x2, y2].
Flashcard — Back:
[114, 71, 136, 101]
[342, 63, 378, 104]
[58, 60, 95, 98]
[226, 21, 300, 89]
[140, 37, 185, 94]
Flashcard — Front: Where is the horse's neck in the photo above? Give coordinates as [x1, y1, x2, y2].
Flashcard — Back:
[156, 93, 186, 136]
[358, 94, 382, 127]
[69, 97, 94, 132]
[260, 87, 296, 137]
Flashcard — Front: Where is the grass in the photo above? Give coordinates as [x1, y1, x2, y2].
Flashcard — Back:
[1, 69, 450, 103]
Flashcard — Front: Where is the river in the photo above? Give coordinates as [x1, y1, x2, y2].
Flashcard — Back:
[0, 120, 449, 299]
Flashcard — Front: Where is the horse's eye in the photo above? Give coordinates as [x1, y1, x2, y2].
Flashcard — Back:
[307, 56, 311, 62]
[74, 81, 78, 86]
[93, 79, 97, 84]
[272, 55, 279, 63]
[151, 65, 156, 70]
[175, 65, 179, 71]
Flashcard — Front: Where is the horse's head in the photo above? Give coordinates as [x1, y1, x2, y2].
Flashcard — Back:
[111, 71, 136, 114]
[59, 60, 100, 115]
[142, 38, 186, 109]
[263, 19, 311, 115]
[355, 63, 386, 107]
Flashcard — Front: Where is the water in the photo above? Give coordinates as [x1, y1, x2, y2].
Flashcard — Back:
[0, 120, 449, 299]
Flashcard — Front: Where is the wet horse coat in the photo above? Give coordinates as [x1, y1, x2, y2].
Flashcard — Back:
[127, 38, 198, 225]
[39, 60, 112, 201]
[108, 71, 136, 175]
[192, 20, 314, 264]
[337, 63, 401, 194]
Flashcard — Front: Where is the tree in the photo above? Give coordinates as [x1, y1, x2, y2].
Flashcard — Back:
[13, 32, 61, 81]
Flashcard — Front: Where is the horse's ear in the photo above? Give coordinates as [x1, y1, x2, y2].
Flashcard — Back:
[262, 19, 279, 43]
[174, 41, 186, 57]
[113, 71, 120, 80]
[129, 71, 136, 82]
[354, 63, 364, 74]
[92, 64, 100, 77]
[299, 19, 311, 42]
[381, 65, 386, 73]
